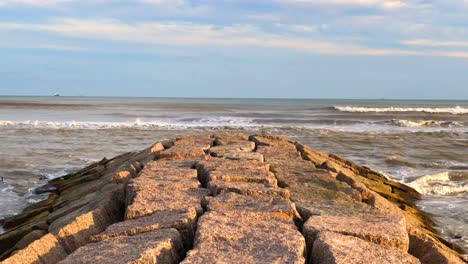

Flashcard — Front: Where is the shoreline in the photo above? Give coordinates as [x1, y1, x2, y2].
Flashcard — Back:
[0, 133, 465, 263]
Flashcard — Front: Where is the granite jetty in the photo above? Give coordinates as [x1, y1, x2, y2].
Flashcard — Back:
[0, 133, 465, 264]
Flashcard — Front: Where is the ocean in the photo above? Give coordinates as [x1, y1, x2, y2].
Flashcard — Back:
[0, 96, 467, 253]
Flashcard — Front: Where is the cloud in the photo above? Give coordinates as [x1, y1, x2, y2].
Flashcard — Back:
[403, 39, 468, 47]
[277, 0, 406, 10]
[0, 0, 72, 7]
[0, 18, 419, 56]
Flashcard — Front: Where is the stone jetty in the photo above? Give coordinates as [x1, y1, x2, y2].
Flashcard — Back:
[0, 133, 466, 264]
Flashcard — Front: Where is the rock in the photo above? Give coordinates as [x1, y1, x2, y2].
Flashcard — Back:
[312, 232, 420, 264]
[49, 184, 124, 253]
[256, 145, 302, 162]
[182, 211, 305, 264]
[125, 188, 209, 220]
[207, 142, 255, 157]
[408, 228, 466, 264]
[213, 132, 249, 145]
[208, 181, 290, 200]
[223, 152, 264, 162]
[196, 158, 270, 185]
[58, 229, 183, 264]
[249, 134, 296, 148]
[2, 234, 68, 264]
[304, 214, 409, 251]
[295, 143, 329, 167]
[205, 169, 278, 185]
[13, 230, 46, 250]
[155, 145, 208, 160]
[204, 192, 300, 221]
[91, 208, 197, 250]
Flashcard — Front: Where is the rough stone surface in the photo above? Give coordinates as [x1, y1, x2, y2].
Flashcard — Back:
[312, 232, 420, 264]
[13, 230, 46, 250]
[204, 192, 300, 221]
[125, 188, 209, 219]
[223, 152, 264, 162]
[182, 211, 305, 264]
[3, 234, 68, 264]
[304, 214, 409, 251]
[91, 208, 197, 250]
[58, 229, 183, 264]
[208, 181, 290, 200]
[206, 169, 278, 185]
[256, 145, 302, 161]
[208, 142, 255, 157]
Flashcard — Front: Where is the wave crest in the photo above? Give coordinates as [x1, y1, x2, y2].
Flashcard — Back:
[407, 171, 468, 195]
[390, 119, 463, 128]
[334, 105, 468, 115]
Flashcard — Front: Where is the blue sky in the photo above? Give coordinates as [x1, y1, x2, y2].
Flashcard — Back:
[0, 0, 467, 99]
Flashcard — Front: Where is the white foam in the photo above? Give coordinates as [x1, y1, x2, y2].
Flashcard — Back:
[390, 119, 462, 128]
[0, 117, 258, 130]
[334, 105, 468, 115]
[408, 172, 468, 195]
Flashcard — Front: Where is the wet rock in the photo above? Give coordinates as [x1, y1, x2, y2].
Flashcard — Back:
[3, 234, 68, 264]
[408, 228, 466, 264]
[204, 192, 300, 221]
[206, 169, 278, 185]
[59, 229, 183, 264]
[312, 232, 420, 264]
[49, 184, 124, 253]
[208, 181, 290, 200]
[125, 188, 209, 220]
[14, 230, 46, 250]
[304, 214, 409, 251]
[91, 208, 197, 250]
[182, 211, 305, 264]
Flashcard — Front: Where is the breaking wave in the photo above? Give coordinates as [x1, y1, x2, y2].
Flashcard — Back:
[407, 171, 468, 195]
[334, 106, 468, 115]
[389, 119, 464, 128]
[0, 117, 258, 130]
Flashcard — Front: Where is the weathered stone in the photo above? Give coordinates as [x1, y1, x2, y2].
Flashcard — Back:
[295, 143, 329, 167]
[256, 145, 302, 161]
[208, 142, 255, 157]
[3, 234, 68, 264]
[223, 152, 264, 162]
[249, 134, 296, 148]
[204, 192, 300, 221]
[182, 211, 305, 264]
[129, 177, 201, 193]
[205, 169, 278, 185]
[408, 228, 466, 264]
[175, 135, 213, 146]
[214, 132, 249, 145]
[304, 214, 409, 251]
[312, 232, 420, 264]
[150, 142, 165, 154]
[141, 160, 197, 172]
[125, 188, 209, 219]
[156, 145, 207, 160]
[59, 229, 183, 264]
[91, 208, 197, 250]
[13, 230, 46, 250]
[196, 158, 270, 185]
[49, 184, 124, 253]
[208, 181, 290, 200]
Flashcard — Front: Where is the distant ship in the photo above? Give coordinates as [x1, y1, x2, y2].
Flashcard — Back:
[54, 93, 60, 97]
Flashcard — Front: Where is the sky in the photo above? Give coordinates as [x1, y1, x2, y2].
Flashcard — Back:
[0, 0, 467, 99]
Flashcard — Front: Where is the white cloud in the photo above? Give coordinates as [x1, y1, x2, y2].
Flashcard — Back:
[0, 18, 418, 56]
[0, 0, 72, 7]
[278, 0, 406, 10]
[403, 39, 468, 47]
